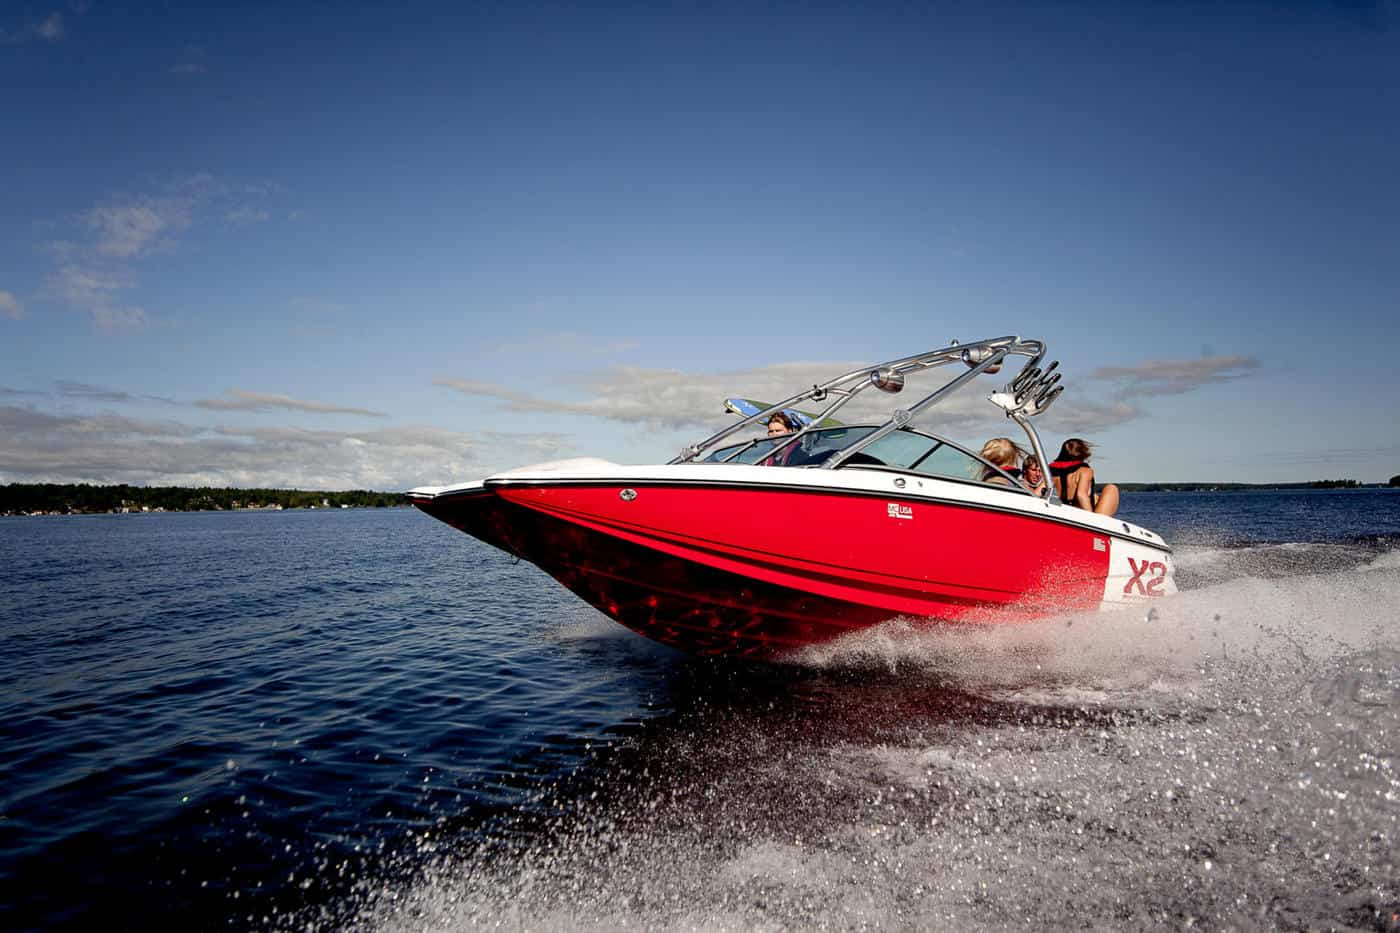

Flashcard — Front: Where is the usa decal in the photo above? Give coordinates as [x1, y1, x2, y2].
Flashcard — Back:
[886, 503, 913, 520]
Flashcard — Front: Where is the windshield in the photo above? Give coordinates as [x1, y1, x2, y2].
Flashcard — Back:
[703, 426, 1028, 490]
[702, 426, 876, 465]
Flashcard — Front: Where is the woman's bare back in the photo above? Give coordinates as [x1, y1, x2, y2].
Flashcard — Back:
[1056, 464, 1096, 509]
[1056, 464, 1119, 516]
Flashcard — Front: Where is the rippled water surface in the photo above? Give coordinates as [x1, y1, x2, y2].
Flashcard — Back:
[3, 490, 1399, 930]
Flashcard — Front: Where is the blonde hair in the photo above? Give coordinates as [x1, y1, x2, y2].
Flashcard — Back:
[980, 437, 1026, 469]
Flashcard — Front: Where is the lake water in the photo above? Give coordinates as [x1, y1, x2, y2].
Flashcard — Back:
[3, 490, 1400, 930]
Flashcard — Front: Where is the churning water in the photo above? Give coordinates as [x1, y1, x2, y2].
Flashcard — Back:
[2, 489, 1399, 930]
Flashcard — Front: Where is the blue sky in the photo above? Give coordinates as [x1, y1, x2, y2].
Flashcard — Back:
[2, 0, 1396, 489]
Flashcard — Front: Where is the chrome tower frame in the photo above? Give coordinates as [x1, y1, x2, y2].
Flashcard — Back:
[670, 336, 1065, 500]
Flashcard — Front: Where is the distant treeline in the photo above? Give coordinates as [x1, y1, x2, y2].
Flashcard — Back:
[2, 478, 1392, 516]
[1, 483, 409, 515]
[1119, 479, 1370, 492]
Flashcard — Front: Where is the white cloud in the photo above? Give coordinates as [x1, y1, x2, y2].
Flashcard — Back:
[48, 265, 150, 332]
[51, 265, 130, 305]
[51, 380, 179, 405]
[433, 352, 1183, 443]
[2, 11, 64, 43]
[84, 196, 193, 258]
[0, 406, 567, 489]
[39, 176, 283, 334]
[52, 381, 129, 403]
[1038, 396, 1142, 434]
[35, 12, 63, 40]
[0, 290, 25, 320]
[89, 305, 151, 332]
[172, 172, 221, 197]
[195, 390, 388, 417]
[432, 377, 544, 411]
[1089, 355, 1260, 397]
[435, 360, 1019, 433]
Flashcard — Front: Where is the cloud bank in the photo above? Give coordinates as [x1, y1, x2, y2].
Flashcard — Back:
[1, 351, 1262, 489]
[2, 11, 64, 44]
[40, 176, 283, 332]
[437, 352, 1259, 438]
[84, 196, 194, 259]
[0, 290, 25, 320]
[437, 361, 1028, 434]
[195, 390, 387, 417]
[1089, 355, 1260, 396]
[0, 406, 570, 490]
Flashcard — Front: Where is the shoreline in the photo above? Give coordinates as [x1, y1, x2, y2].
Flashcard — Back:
[4, 485, 1396, 519]
[1, 504, 415, 517]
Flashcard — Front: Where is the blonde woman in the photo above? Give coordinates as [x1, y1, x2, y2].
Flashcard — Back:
[979, 437, 1026, 485]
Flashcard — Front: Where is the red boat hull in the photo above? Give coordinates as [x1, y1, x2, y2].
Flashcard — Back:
[413, 480, 1122, 658]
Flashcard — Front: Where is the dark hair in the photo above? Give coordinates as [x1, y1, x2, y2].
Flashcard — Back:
[1057, 438, 1093, 461]
[768, 412, 800, 432]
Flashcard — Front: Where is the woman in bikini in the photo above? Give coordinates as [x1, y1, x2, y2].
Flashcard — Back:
[1050, 438, 1119, 516]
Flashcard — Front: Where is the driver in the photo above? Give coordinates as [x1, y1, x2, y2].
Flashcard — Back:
[762, 412, 802, 465]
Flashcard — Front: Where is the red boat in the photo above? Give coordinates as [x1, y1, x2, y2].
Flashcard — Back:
[409, 337, 1175, 658]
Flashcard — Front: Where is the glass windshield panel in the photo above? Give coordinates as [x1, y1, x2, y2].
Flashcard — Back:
[703, 438, 778, 464]
[786, 426, 875, 465]
[855, 429, 1009, 484]
[916, 443, 994, 482]
[702, 426, 876, 466]
[702, 425, 1026, 488]
[847, 430, 941, 470]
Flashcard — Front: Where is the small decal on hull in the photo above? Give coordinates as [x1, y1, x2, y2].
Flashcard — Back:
[1093, 537, 1106, 552]
[886, 502, 913, 520]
